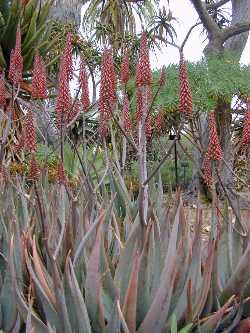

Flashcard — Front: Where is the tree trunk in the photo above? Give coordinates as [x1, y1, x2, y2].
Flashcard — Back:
[189, 0, 250, 198]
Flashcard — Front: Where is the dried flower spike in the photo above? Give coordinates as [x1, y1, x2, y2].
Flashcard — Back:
[242, 101, 250, 146]
[28, 154, 40, 181]
[8, 25, 23, 85]
[120, 51, 130, 85]
[24, 109, 37, 153]
[136, 32, 152, 87]
[79, 57, 90, 112]
[0, 73, 6, 106]
[31, 52, 48, 99]
[179, 54, 192, 117]
[207, 111, 223, 161]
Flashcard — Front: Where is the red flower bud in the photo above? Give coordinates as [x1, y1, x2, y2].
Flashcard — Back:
[242, 101, 250, 146]
[79, 57, 90, 112]
[136, 32, 152, 87]
[31, 52, 48, 99]
[202, 153, 212, 186]
[0, 73, 6, 106]
[24, 109, 36, 153]
[57, 159, 67, 185]
[8, 25, 23, 85]
[120, 51, 130, 85]
[207, 111, 223, 161]
[28, 154, 40, 181]
[122, 93, 131, 132]
[179, 54, 192, 117]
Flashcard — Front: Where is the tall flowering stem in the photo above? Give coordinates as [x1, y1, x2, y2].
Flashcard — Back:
[136, 32, 152, 227]
[98, 49, 117, 137]
[8, 25, 23, 86]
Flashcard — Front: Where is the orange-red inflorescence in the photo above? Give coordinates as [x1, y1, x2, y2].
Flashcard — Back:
[79, 57, 90, 112]
[63, 33, 73, 81]
[179, 54, 192, 117]
[122, 93, 131, 132]
[242, 101, 250, 146]
[24, 109, 37, 153]
[98, 49, 117, 137]
[8, 25, 23, 85]
[28, 154, 40, 181]
[136, 32, 152, 87]
[0, 73, 6, 106]
[56, 58, 71, 129]
[120, 51, 130, 85]
[207, 111, 223, 161]
[31, 52, 48, 99]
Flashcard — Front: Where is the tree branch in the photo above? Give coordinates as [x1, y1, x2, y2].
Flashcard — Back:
[222, 22, 250, 42]
[189, 0, 220, 37]
[205, 0, 230, 11]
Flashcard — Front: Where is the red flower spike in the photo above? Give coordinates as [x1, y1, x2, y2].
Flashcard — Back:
[202, 153, 213, 186]
[207, 111, 223, 161]
[158, 66, 166, 88]
[136, 32, 152, 87]
[99, 113, 109, 138]
[63, 33, 73, 81]
[122, 93, 131, 132]
[28, 154, 40, 181]
[79, 57, 90, 112]
[8, 25, 23, 85]
[57, 160, 67, 185]
[99, 49, 117, 106]
[98, 49, 117, 132]
[145, 114, 152, 138]
[15, 131, 25, 155]
[68, 99, 81, 124]
[31, 52, 48, 99]
[179, 54, 192, 117]
[242, 101, 250, 146]
[0, 73, 6, 106]
[120, 51, 130, 85]
[24, 109, 37, 153]
[56, 57, 71, 130]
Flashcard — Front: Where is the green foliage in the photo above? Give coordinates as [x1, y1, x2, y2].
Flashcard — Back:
[152, 54, 250, 112]
[0, 0, 55, 71]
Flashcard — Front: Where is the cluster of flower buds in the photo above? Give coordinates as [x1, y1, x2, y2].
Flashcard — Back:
[31, 52, 48, 99]
[24, 109, 37, 153]
[98, 49, 117, 137]
[154, 106, 165, 134]
[28, 154, 40, 181]
[179, 53, 192, 117]
[122, 93, 132, 132]
[207, 111, 223, 161]
[8, 25, 23, 85]
[120, 51, 130, 85]
[79, 57, 90, 113]
[136, 32, 152, 87]
[242, 101, 250, 146]
[55, 33, 73, 130]
[57, 159, 67, 185]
